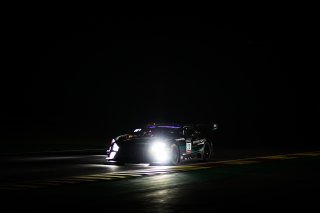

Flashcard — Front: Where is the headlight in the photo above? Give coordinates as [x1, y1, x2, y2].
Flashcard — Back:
[109, 152, 117, 159]
[150, 140, 166, 151]
[107, 143, 119, 160]
[111, 139, 115, 144]
[150, 140, 170, 162]
[112, 143, 119, 152]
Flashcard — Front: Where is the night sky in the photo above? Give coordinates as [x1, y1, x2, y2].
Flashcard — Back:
[2, 15, 299, 147]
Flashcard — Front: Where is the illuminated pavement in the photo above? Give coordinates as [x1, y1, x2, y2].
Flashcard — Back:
[1, 150, 319, 212]
[0, 150, 319, 191]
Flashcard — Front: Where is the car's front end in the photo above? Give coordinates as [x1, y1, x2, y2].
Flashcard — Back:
[106, 137, 173, 164]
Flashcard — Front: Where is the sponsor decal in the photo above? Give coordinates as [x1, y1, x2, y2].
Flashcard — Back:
[193, 139, 206, 145]
[186, 139, 192, 154]
[186, 143, 192, 153]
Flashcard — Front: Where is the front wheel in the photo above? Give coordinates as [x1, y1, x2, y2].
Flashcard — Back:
[169, 144, 180, 165]
[202, 142, 212, 161]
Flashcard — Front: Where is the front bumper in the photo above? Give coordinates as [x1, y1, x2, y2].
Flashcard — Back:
[106, 142, 171, 164]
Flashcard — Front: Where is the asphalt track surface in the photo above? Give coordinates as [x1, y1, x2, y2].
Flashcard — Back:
[0, 147, 315, 184]
[1, 147, 319, 212]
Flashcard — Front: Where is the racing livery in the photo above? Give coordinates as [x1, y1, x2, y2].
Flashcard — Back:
[106, 123, 218, 165]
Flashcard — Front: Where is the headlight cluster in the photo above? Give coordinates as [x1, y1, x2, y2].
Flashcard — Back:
[149, 140, 170, 162]
[112, 143, 119, 152]
[107, 143, 119, 160]
[150, 140, 166, 151]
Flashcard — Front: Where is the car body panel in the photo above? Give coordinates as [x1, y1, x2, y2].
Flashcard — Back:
[106, 123, 217, 165]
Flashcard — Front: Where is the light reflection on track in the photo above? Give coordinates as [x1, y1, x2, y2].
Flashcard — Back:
[0, 151, 319, 191]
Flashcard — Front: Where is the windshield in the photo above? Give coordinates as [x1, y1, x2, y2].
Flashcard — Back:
[133, 125, 182, 138]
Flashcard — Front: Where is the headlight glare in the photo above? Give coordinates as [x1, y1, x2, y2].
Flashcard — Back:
[150, 140, 170, 162]
[112, 143, 119, 151]
[151, 140, 166, 151]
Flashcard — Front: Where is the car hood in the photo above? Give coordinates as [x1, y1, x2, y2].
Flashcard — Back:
[116, 137, 167, 145]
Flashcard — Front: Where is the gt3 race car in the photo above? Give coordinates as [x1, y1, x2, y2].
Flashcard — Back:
[106, 123, 218, 165]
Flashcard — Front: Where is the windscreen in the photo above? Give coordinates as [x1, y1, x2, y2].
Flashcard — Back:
[133, 126, 182, 138]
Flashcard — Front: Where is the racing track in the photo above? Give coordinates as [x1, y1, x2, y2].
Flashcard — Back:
[1, 147, 319, 212]
[0, 147, 319, 191]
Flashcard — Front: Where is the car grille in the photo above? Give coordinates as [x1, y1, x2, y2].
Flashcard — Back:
[116, 143, 151, 163]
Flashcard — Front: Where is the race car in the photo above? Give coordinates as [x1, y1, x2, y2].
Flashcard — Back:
[106, 123, 218, 165]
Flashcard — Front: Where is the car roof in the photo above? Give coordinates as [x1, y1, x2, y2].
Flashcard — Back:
[146, 123, 182, 129]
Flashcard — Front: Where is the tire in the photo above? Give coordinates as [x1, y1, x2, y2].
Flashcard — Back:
[169, 144, 180, 165]
[202, 141, 212, 162]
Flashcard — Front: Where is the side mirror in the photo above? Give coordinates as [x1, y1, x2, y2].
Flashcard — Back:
[183, 128, 192, 137]
[212, 123, 218, 131]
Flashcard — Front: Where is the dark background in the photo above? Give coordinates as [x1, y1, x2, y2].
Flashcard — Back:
[1, 15, 300, 149]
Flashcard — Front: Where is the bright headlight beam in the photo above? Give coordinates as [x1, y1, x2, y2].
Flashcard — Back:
[112, 143, 119, 151]
[150, 140, 170, 163]
[109, 152, 116, 159]
[151, 140, 166, 150]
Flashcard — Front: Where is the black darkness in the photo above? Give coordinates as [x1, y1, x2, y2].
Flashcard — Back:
[2, 15, 300, 148]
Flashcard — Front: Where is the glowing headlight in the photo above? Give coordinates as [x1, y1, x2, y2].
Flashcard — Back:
[109, 151, 116, 159]
[112, 143, 119, 152]
[151, 140, 166, 151]
[150, 140, 170, 162]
